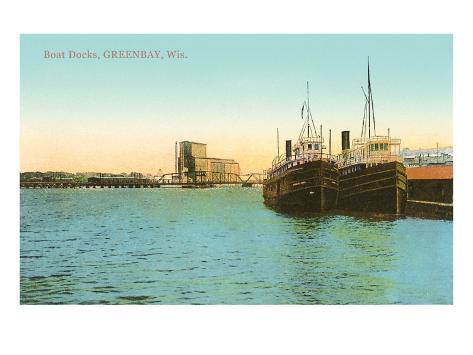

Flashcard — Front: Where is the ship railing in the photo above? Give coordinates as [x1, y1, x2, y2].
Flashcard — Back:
[299, 136, 324, 144]
[352, 136, 401, 147]
[271, 153, 334, 170]
[272, 153, 287, 167]
[303, 152, 337, 163]
[336, 153, 403, 169]
[266, 152, 337, 178]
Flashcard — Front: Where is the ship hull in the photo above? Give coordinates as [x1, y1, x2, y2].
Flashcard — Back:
[338, 161, 407, 215]
[263, 160, 339, 212]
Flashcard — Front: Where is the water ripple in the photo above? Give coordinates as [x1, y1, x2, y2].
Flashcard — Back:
[20, 188, 453, 304]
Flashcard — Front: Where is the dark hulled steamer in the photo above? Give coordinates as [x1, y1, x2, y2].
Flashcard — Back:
[263, 83, 339, 212]
[336, 59, 407, 215]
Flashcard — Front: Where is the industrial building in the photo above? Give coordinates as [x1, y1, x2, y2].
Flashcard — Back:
[401, 146, 453, 167]
[177, 141, 240, 183]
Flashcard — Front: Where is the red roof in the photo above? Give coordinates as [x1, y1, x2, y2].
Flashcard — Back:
[406, 165, 453, 180]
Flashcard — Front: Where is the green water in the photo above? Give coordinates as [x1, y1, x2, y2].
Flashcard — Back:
[20, 187, 452, 304]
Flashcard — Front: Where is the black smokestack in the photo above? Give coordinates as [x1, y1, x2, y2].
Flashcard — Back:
[285, 140, 292, 160]
[342, 131, 350, 151]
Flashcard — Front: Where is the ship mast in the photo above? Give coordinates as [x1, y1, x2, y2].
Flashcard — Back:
[361, 58, 377, 139]
[367, 57, 376, 137]
[298, 81, 319, 143]
[307, 81, 310, 138]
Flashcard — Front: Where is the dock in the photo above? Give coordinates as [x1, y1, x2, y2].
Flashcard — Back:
[405, 200, 453, 220]
[405, 165, 453, 220]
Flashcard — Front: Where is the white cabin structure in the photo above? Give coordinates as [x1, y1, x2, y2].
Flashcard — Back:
[336, 135, 402, 174]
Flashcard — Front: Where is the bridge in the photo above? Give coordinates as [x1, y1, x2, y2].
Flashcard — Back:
[20, 172, 265, 189]
[157, 171, 264, 186]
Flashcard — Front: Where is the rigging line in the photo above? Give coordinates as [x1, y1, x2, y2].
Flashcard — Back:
[297, 128, 304, 144]
[370, 79, 376, 136]
[367, 57, 376, 136]
[298, 120, 306, 144]
[306, 81, 319, 140]
[298, 101, 305, 142]
[361, 100, 367, 138]
[307, 81, 317, 138]
[367, 57, 371, 138]
[309, 110, 318, 137]
[306, 81, 310, 113]
[361, 86, 368, 139]
[297, 107, 304, 142]
[307, 108, 310, 138]
[298, 100, 308, 143]
[306, 81, 310, 139]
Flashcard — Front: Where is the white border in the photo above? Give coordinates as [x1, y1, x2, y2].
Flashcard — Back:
[2, 1, 472, 354]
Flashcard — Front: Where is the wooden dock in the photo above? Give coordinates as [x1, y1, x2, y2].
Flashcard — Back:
[405, 165, 453, 220]
[20, 171, 264, 189]
[405, 200, 453, 220]
[19, 182, 251, 189]
[20, 179, 263, 189]
[20, 181, 159, 189]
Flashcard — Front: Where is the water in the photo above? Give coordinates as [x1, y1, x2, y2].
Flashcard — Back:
[20, 187, 452, 304]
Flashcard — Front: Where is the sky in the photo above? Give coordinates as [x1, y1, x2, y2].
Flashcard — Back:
[20, 34, 452, 174]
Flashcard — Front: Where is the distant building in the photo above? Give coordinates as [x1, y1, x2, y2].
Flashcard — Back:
[178, 141, 240, 183]
[401, 146, 453, 167]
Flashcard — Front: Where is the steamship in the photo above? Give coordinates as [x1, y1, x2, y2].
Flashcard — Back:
[263, 83, 339, 212]
[336, 60, 407, 215]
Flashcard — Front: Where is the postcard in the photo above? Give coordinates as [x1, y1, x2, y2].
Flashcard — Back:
[20, 34, 452, 304]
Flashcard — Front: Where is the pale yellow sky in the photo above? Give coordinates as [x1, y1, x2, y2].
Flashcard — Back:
[20, 35, 452, 174]
[20, 115, 452, 175]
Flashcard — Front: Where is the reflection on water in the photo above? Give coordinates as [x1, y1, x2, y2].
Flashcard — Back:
[282, 215, 397, 304]
[20, 188, 452, 304]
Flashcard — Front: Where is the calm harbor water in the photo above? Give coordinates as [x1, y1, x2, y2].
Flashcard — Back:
[20, 187, 452, 304]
